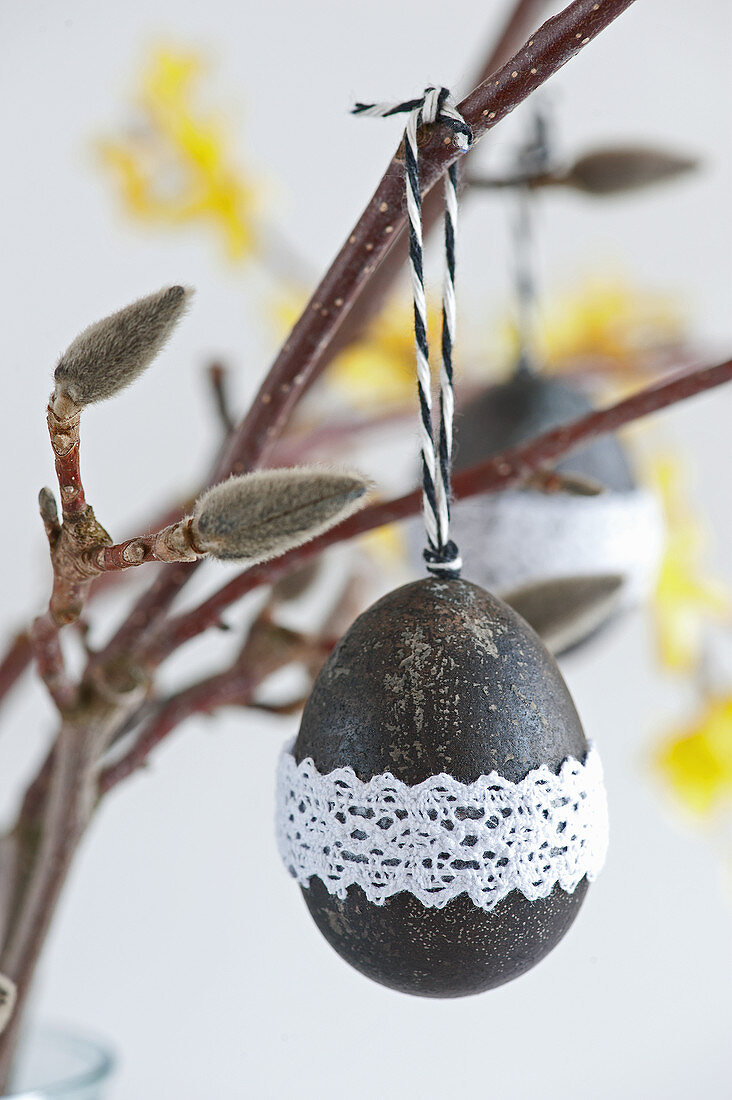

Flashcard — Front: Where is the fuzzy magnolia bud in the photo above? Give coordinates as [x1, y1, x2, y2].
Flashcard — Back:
[503, 573, 624, 655]
[564, 146, 698, 196]
[192, 468, 370, 565]
[54, 285, 192, 408]
[38, 486, 60, 526]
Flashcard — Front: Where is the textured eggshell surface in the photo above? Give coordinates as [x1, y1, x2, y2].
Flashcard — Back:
[293, 577, 590, 997]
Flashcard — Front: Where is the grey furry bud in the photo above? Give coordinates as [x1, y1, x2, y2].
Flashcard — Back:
[54, 285, 192, 407]
[503, 573, 624, 655]
[192, 467, 370, 564]
[38, 487, 60, 526]
[564, 147, 698, 196]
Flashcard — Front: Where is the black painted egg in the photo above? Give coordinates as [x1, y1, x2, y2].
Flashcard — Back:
[277, 577, 607, 998]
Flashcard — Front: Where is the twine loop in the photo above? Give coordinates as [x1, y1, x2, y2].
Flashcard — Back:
[353, 87, 472, 579]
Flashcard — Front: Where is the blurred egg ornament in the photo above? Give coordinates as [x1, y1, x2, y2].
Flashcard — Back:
[277, 577, 608, 996]
[455, 368, 633, 489]
[445, 369, 664, 652]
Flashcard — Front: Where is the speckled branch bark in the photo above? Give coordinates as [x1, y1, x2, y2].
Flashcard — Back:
[0, 634, 32, 712]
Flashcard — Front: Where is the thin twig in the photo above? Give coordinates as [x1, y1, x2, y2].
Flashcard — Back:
[98, 599, 351, 793]
[98, 621, 315, 793]
[29, 615, 77, 712]
[42, 399, 115, 627]
[207, 363, 237, 437]
[97, 672, 260, 793]
[0, 635, 33, 712]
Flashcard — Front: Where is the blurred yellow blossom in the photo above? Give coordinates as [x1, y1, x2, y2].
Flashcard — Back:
[99, 46, 259, 260]
[492, 276, 685, 387]
[273, 292, 442, 409]
[651, 456, 729, 672]
[541, 278, 683, 371]
[329, 300, 443, 408]
[655, 694, 732, 815]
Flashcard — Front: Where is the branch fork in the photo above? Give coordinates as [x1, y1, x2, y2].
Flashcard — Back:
[43, 398, 112, 626]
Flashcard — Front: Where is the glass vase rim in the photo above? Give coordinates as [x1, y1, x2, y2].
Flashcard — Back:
[2, 1024, 116, 1099]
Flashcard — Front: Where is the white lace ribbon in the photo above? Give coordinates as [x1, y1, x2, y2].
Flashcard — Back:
[276, 742, 608, 911]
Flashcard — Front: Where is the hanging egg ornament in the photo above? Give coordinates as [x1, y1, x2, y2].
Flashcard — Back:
[277, 577, 608, 996]
[277, 88, 607, 998]
[446, 369, 664, 650]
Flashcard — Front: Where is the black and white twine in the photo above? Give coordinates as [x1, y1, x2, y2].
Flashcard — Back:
[353, 87, 473, 578]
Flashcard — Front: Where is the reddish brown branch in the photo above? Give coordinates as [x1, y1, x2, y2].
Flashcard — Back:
[47, 404, 86, 520]
[472, 0, 554, 88]
[97, 671, 260, 793]
[98, 617, 316, 793]
[98, 594, 353, 793]
[144, 357, 732, 663]
[0, 718, 105, 1084]
[29, 615, 76, 712]
[90, 517, 202, 572]
[44, 402, 112, 626]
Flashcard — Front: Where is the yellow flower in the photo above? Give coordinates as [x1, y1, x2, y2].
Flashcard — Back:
[540, 278, 683, 373]
[98, 46, 259, 260]
[328, 299, 443, 409]
[489, 276, 685, 388]
[272, 291, 443, 409]
[651, 456, 729, 672]
[655, 695, 732, 815]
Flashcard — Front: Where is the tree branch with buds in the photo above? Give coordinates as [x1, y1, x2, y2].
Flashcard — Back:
[41, 286, 191, 625]
[4, 0, 731, 1087]
[0, 284, 371, 1079]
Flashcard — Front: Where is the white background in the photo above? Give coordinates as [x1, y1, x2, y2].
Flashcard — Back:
[1, 1, 731, 1097]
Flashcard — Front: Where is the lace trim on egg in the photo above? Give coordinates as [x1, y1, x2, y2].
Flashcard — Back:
[276, 743, 608, 911]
